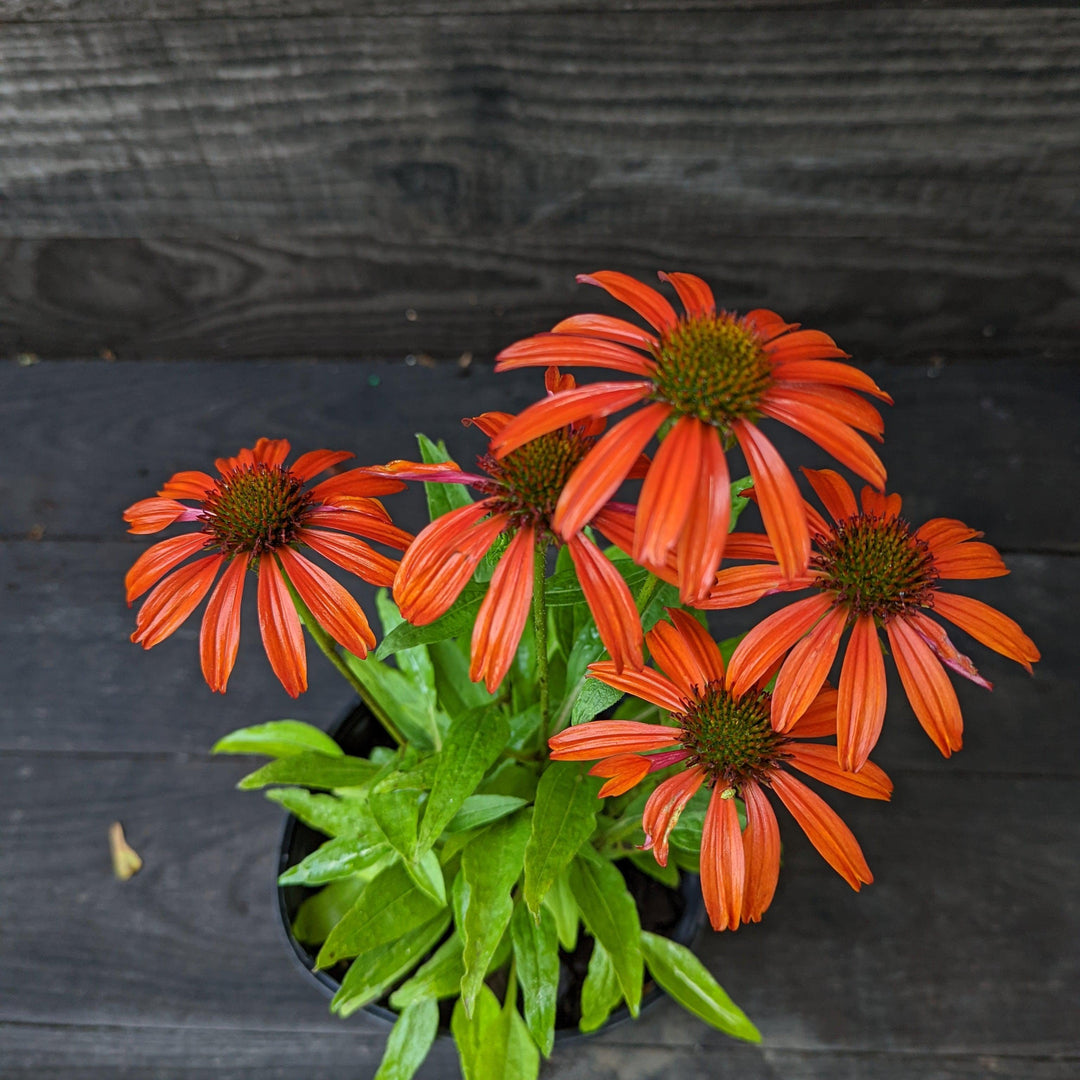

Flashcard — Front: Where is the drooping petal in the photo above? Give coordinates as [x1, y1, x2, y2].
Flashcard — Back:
[769, 771, 873, 890]
[859, 487, 902, 518]
[131, 554, 223, 649]
[158, 470, 217, 500]
[585, 662, 690, 714]
[763, 328, 850, 363]
[566, 532, 644, 673]
[723, 533, 777, 562]
[647, 608, 726, 699]
[303, 508, 414, 550]
[214, 447, 256, 475]
[886, 617, 964, 758]
[578, 271, 678, 333]
[932, 542, 1009, 580]
[589, 753, 652, 797]
[634, 416, 705, 569]
[742, 309, 799, 343]
[470, 525, 535, 692]
[256, 553, 307, 698]
[252, 438, 291, 467]
[289, 449, 354, 482]
[700, 786, 746, 932]
[641, 765, 706, 866]
[491, 381, 654, 458]
[836, 614, 888, 772]
[554, 404, 673, 539]
[784, 744, 893, 800]
[726, 593, 835, 696]
[125, 532, 211, 603]
[496, 333, 658, 376]
[123, 497, 199, 535]
[309, 469, 407, 502]
[761, 393, 887, 490]
[358, 461, 486, 487]
[787, 686, 840, 738]
[199, 556, 247, 693]
[462, 411, 515, 438]
[771, 605, 848, 732]
[915, 518, 982, 554]
[907, 612, 992, 689]
[299, 528, 399, 588]
[799, 467, 858, 524]
[548, 720, 684, 760]
[551, 313, 659, 351]
[657, 271, 716, 318]
[778, 385, 886, 439]
[278, 547, 376, 661]
[767, 358, 892, 402]
[931, 592, 1040, 673]
[700, 564, 807, 610]
[732, 420, 811, 579]
[740, 780, 781, 924]
[675, 423, 731, 603]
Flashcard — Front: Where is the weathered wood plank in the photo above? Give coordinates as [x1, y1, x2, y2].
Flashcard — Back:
[2, 359, 1076, 549]
[0, 756, 1075, 1062]
[1, 233, 1075, 363]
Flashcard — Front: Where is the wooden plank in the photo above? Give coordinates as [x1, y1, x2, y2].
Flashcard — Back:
[0, 756, 1075, 1061]
[1, 233, 1075, 363]
[2, 359, 1076, 549]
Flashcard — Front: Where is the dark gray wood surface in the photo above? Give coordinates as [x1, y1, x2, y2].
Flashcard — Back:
[0, 355, 1076, 1078]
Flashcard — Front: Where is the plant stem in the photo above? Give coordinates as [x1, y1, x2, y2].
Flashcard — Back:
[280, 567, 406, 746]
[634, 570, 663, 616]
[532, 543, 550, 739]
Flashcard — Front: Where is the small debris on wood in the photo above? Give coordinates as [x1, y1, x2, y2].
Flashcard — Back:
[109, 822, 143, 881]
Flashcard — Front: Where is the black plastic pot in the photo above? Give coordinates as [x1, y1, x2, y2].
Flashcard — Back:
[277, 700, 707, 1035]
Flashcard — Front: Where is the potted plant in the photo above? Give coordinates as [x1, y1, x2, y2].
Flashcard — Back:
[122, 270, 1038, 1079]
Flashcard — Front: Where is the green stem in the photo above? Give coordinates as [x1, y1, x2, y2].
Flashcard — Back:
[532, 543, 550, 741]
[634, 570, 663, 616]
[280, 565, 406, 746]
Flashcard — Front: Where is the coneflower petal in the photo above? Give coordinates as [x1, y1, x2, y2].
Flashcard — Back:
[699, 564, 805, 610]
[931, 592, 1040, 673]
[567, 532, 644, 673]
[462, 412, 515, 438]
[676, 424, 731, 603]
[732, 420, 810, 579]
[299, 528, 399, 588]
[496, 333, 657, 375]
[289, 449, 354, 482]
[470, 525, 535, 692]
[915, 518, 982, 554]
[771, 605, 848, 732]
[770, 771, 873, 890]
[585, 662, 689, 714]
[907, 612, 992, 690]
[836, 614, 888, 772]
[125, 532, 211, 603]
[742, 309, 799, 344]
[551, 313, 659, 351]
[779, 385, 886, 439]
[763, 329, 848, 362]
[256, 553, 307, 698]
[310, 469, 407, 501]
[886, 617, 964, 757]
[253, 438, 291, 467]
[724, 533, 777, 562]
[769, 359, 891, 403]
[554, 404, 672, 539]
[548, 720, 684, 760]
[641, 765, 706, 867]
[577, 271, 679, 332]
[785, 744, 893, 801]
[700, 786, 746, 932]
[304, 509, 413, 551]
[860, 487, 902, 518]
[932, 542, 1009, 579]
[656, 608, 727, 693]
[132, 554, 223, 649]
[658, 271, 716, 318]
[787, 687, 840, 738]
[199, 556, 247, 693]
[589, 753, 652, 797]
[123, 497, 197, 535]
[799, 468, 858, 524]
[740, 781, 781, 924]
[158, 470, 217, 500]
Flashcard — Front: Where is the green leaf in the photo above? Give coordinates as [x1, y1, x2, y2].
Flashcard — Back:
[376, 582, 487, 660]
[523, 762, 600, 916]
[579, 940, 623, 1033]
[341, 651, 449, 750]
[418, 708, 510, 854]
[375, 589, 437, 704]
[212, 720, 343, 759]
[451, 986, 508, 1080]
[417, 432, 474, 520]
[238, 752, 379, 791]
[330, 910, 451, 1018]
[477, 761, 540, 802]
[428, 638, 497, 716]
[510, 903, 559, 1057]
[641, 931, 761, 1042]
[459, 811, 532, 1015]
[445, 794, 529, 833]
[728, 475, 752, 531]
[627, 850, 681, 888]
[278, 834, 392, 886]
[567, 851, 643, 1015]
[292, 876, 365, 946]
[541, 869, 578, 952]
[265, 788, 372, 839]
[369, 785, 423, 861]
[316, 861, 446, 969]
[545, 559, 650, 608]
[405, 848, 447, 906]
[506, 1006, 541, 1080]
[571, 679, 624, 726]
[373, 998, 440, 1080]
[389, 931, 465, 1007]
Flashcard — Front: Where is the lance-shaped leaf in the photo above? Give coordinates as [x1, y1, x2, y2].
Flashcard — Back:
[330, 910, 451, 1018]
[417, 432, 474, 521]
[373, 998, 440, 1080]
[265, 788, 372, 839]
[376, 581, 488, 659]
[405, 848, 447, 907]
[292, 876, 365, 946]
[579, 939, 623, 1033]
[428, 638, 497, 717]
[571, 679, 624, 726]
[541, 869, 578, 952]
[510, 903, 559, 1057]
[641, 931, 761, 1042]
[459, 811, 531, 1015]
[278, 834, 392, 887]
[370, 784, 423, 861]
[238, 751, 379, 791]
[316, 861, 445, 969]
[418, 708, 510, 855]
[212, 719, 343, 758]
[376, 588, 437, 706]
[445, 794, 529, 834]
[568, 850, 643, 1015]
[452, 985, 540, 1080]
[523, 762, 600, 916]
[342, 651, 449, 749]
[390, 931, 465, 1008]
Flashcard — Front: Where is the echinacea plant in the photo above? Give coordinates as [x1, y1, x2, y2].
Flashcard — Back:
[124, 271, 1038, 1079]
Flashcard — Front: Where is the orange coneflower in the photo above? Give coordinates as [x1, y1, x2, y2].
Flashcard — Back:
[374, 369, 645, 693]
[702, 468, 1041, 770]
[491, 271, 891, 599]
[549, 609, 891, 931]
[124, 438, 412, 697]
